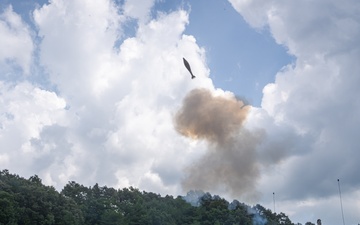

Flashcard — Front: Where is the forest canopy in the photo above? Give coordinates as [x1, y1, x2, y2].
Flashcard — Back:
[0, 169, 295, 225]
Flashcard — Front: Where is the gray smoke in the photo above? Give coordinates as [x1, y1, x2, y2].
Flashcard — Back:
[174, 88, 264, 198]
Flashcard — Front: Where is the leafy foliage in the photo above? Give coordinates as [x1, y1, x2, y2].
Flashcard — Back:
[0, 169, 83, 225]
[0, 169, 295, 225]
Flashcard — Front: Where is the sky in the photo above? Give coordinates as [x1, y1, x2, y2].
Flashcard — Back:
[0, 0, 359, 224]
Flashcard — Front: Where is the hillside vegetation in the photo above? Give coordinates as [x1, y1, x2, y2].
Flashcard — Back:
[0, 169, 294, 225]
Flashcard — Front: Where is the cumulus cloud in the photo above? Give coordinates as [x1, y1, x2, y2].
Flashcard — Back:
[0, 6, 34, 75]
[0, 0, 218, 196]
[229, 0, 360, 223]
[0, 81, 67, 179]
[123, 0, 155, 23]
[2, 0, 360, 224]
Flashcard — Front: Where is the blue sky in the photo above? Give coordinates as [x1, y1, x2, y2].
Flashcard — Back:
[1, 1, 360, 225]
[134, 0, 293, 106]
[184, 0, 292, 106]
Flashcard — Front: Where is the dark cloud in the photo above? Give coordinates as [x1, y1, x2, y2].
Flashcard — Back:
[30, 125, 72, 170]
[151, 161, 182, 186]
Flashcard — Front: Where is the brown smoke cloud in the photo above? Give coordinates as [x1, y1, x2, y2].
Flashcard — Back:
[174, 88, 264, 198]
[175, 88, 250, 144]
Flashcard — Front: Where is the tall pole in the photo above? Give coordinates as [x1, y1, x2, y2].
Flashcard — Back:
[337, 179, 345, 225]
[273, 192, 276, 213]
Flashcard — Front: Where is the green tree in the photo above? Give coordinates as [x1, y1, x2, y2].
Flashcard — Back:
[1, 169, 297, 225]
[0, 191, 16, 224]
[0, 169, 84, 225]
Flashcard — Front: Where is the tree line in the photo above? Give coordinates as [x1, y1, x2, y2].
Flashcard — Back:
[0, 169, 295, 225]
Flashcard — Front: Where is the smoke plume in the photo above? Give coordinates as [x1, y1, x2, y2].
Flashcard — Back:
[175, 88, 264, 198]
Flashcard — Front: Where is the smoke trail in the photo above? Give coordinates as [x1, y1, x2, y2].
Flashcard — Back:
[174, 88, 264, 198]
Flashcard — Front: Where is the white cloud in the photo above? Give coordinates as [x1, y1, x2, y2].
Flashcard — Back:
[0, 6, 34, 75]
[229, 0, 360, 224]
[3, 0, 358, 224]
[228, 0, 274, 29]
[33, 0, 123, 100]
[0, 81, 67, 177]
[0, 0, 218, 197]
[123, 0, 155, 23]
